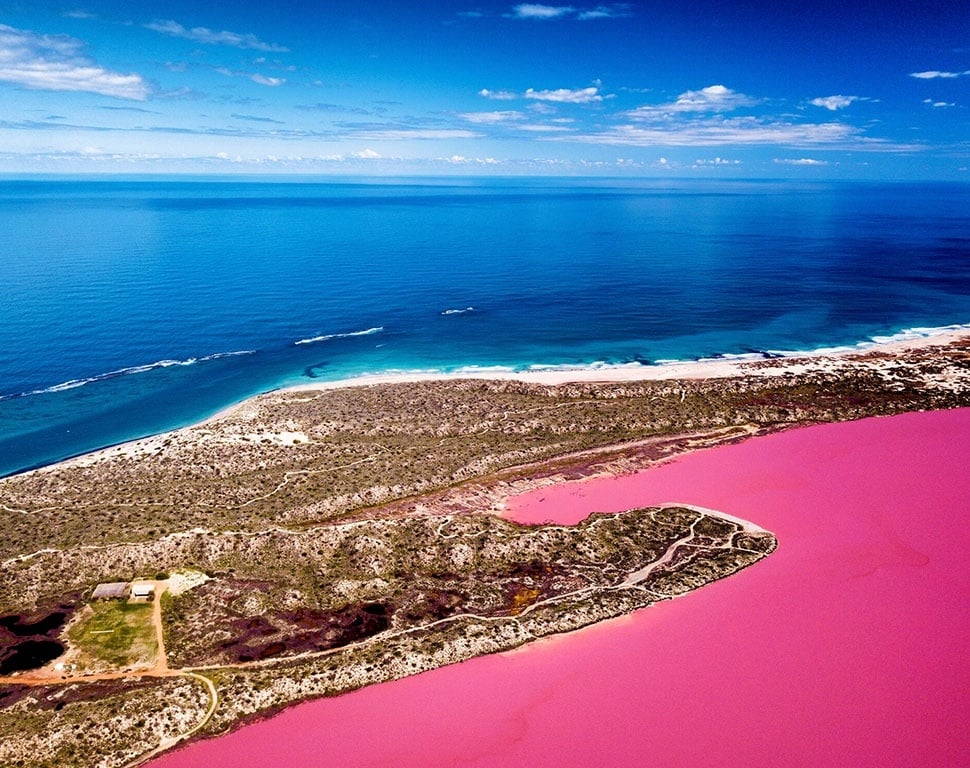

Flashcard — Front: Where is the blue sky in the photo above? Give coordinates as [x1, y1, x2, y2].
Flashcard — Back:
[1, 1, 968, 177]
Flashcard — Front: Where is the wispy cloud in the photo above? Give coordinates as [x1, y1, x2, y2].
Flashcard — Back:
[525, 86, 602, 103]
[923, 98, 956, 108]
[517, 123, 574, 132]
[693, 157, 741, 166]
[98, 105, 159, 114]
[214, 66, 286, 87]
[577, 4, 632, 19]
[295, 102, 373, 115]
[63, 10, 97, 20]
[0, 23, 149, 100]
[250, 73, 284, 87]
[349, 128, 480, 140]
[563, 117, 861, 147]
[144, 19, 288, 52]
[628, 85, 758, 116]
[909, 70, 970, 79]
[231, 113, 285, 124]
[441, 154, 502, 165]
[509, 4, 576, 19]
[810, 95, 860, 111]
[774, 157, 829, 166]
[506, 3, 630, 20]
[458, 110, 524, 123]
[478, 88, 518, 100]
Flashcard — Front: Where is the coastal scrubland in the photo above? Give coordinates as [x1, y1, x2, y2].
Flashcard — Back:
[0, 334, 968, 768]
[1, 336, 967, 564]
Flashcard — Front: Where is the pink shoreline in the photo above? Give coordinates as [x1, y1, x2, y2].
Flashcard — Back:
[149, 409, 970, 768]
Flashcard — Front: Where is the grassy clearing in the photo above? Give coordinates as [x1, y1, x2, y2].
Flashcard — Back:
[68, 601, 157, 669]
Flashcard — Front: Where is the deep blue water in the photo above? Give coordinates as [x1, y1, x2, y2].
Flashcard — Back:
[2, 177, 969, 477]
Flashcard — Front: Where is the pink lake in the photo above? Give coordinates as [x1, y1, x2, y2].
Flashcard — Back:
[150, 409, 970, 768]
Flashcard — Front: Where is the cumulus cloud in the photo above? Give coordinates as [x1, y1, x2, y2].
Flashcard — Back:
[774, 158, 829, 165]
[629, 84, 758, 116]
[525, 86, 602, 103]
[0, 23, 149, 100]
[144, 20, 288, 52]
[810, 95, 859, 111]
[352, 148, 381, 159]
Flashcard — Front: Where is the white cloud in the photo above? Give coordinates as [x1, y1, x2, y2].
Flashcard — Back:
[517, 123, 574, 131]
[564, 117, 859, 147]
[507, 3, 630, 20]
[509, 4, 576, 19]
[214, 66, 286, 87]
[578, 5, 632, 20]
[923, 98, 956, 108]
[353, 148, 381, 159]
[525, 86, 602, 103]
[909, 70, 970, 79]
[773, 158, 829, 166]
[629, 84, 758, 116]
[250, 73, 284, 87]
[694, 157, 741, 165]
[478, 88, 517, 100]
[0, 23, 149, 100]
[351, 129, 480, 140]
[810, 95, 859, 111]
[144, 20, 288, 52]
[458, 110, 524, 123]
[442, 154, 502, 164]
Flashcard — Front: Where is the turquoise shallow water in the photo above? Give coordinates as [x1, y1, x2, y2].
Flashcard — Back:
[2, 177, 969, 476]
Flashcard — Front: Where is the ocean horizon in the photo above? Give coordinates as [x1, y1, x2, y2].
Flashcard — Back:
[2, 176, 969, 477]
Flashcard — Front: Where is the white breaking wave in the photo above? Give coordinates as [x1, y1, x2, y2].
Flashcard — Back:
[663, 322, 970, 367]
[761, 323, 970, 360]
[294, 327, 384, 345]
[526, 361, 647, 373]
[3, 349, 256, 402]
[440, 307, 476, 316]
[453, 364, 517, 374]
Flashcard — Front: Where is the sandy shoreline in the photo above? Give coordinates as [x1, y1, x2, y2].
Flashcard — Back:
[281, 325, 970, 392]
[15, 324, 966, 477]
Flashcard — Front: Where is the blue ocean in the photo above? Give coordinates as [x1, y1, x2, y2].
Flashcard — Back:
[2, 177, 969, 478]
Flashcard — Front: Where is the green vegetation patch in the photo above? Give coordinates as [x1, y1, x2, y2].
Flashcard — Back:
[68, 602, 156, 668]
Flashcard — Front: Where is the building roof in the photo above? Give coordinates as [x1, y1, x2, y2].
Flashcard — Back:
[130, 581, 156, 597]
[92, 582, 130, 599]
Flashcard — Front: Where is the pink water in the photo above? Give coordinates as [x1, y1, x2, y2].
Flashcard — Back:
[150, 409, 970, 768]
